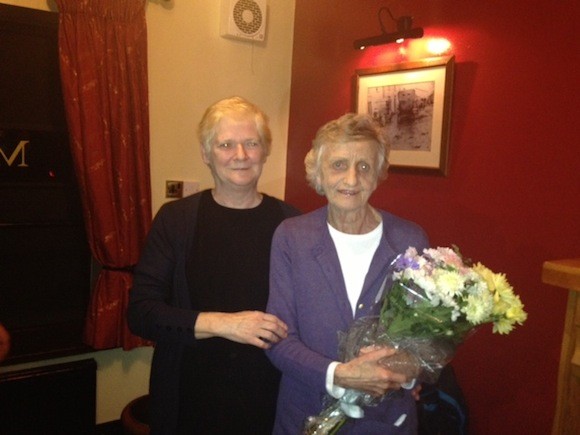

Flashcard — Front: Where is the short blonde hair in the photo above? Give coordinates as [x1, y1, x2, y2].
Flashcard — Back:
[304, 113, 390, 195]
[198, 96, 272, 156]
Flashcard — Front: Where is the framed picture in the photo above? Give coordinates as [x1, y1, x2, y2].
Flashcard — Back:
[354, 56, 455, 176]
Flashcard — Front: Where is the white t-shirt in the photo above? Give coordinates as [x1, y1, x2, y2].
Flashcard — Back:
[326, 221, 382, 398]
[328, 221, 382, 315]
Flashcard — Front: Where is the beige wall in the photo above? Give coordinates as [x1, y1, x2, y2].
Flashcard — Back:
[1, 0, 295, 424]
[147, 0, 295, 213]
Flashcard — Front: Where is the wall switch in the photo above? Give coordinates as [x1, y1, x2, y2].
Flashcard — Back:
[166, 180, 183, 198]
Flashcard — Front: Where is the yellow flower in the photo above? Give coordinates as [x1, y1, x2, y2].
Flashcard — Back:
[493, 317, 515, 334]
[473, 262, 527, 334]
[473, 263, 495, 289]
[505, 296, 528, 324]
[473, 263, 510, 294]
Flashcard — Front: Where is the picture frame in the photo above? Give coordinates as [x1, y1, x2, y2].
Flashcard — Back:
[354, 56, 455, 176]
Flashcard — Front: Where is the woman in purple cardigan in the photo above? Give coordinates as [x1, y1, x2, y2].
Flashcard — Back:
[266, 113, 429, 434]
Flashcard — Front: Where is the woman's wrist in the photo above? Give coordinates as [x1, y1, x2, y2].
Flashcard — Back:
[194, 312, 223, 339]
[326, 361, 346, 398]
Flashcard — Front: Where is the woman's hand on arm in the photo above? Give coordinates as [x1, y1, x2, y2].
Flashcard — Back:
[195, 311, 288, 349]
[333, 347, 408, 396]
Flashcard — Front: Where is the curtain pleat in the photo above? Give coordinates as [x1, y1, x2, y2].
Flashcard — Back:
[56, 0, 152, 350]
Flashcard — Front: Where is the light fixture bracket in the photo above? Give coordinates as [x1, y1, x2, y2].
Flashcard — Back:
[354, 8, 424, 50]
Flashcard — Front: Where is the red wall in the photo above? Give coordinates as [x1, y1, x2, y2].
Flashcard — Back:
[285, 1, 580, 434]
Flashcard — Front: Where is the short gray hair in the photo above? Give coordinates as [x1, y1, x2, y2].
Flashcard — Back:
[198, 96, 272, 156]
[304, 113, 390, 195]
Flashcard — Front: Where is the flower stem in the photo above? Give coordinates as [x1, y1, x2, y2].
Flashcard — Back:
[328, 417, 347, 435]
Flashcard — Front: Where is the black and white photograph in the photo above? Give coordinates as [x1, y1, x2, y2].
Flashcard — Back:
[354, 56, 454, 175]
[366, 79, 435, 152]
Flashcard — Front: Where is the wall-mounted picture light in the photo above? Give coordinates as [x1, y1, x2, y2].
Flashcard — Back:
[354, 7, 424, 50]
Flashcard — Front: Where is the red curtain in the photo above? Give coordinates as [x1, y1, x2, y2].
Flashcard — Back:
[56, 0, 152, 350]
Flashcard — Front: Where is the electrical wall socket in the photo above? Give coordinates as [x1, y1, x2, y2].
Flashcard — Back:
[165, 180, 199, 199]
[165, 180, 183, 198]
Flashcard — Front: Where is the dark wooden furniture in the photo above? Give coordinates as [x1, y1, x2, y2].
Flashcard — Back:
[542, 258, 580, 435]
[0, 359, 96, 433]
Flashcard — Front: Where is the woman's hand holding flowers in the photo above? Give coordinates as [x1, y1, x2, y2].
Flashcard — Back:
[334, 346, 408, 396]
[303, 246, 528, 434]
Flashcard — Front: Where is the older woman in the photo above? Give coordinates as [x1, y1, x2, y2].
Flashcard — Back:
[128, 96, 300, 434]
[266, 113, 429, 434]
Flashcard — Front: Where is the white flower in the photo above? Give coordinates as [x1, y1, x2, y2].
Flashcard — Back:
[462, 291, 493, 324]
[434, 270, 466, 298]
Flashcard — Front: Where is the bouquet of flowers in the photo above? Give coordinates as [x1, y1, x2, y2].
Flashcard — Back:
[304, 246, 528, 435]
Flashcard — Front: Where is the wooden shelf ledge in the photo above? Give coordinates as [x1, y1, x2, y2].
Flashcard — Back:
[542, 257, 580, 435]
[542, 258, 580, 292]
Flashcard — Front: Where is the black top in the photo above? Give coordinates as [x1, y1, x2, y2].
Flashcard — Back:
[178, 190, 291, 434]
[128, 189, 299, 434]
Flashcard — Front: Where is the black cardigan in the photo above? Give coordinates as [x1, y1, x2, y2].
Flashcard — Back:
[127, 190, 300, 434]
